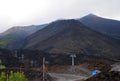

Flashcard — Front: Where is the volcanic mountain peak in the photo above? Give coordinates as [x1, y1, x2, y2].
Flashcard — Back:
[84, 13, 98, 17]
[79, 13, 120, 40]
[25, 19, 85, 43]
[46, 19, 83, 28]
[23, 19, 120, 60]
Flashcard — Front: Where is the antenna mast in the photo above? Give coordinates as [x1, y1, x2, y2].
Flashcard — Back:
[43, 57, 45, 81]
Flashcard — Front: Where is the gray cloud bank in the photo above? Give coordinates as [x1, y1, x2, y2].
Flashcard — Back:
[0, 0, 120, 33]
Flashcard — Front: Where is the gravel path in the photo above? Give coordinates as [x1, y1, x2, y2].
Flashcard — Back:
[49, 73, 87, 81]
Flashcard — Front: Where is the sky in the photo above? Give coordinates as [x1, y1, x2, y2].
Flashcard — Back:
[0, 0, 120, 33]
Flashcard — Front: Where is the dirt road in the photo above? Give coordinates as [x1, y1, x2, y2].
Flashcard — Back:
[111, 62, 120, 71]
[49, 73, 87, 81]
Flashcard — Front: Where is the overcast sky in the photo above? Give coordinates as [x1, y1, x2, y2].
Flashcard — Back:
[0, 0, 120, 33]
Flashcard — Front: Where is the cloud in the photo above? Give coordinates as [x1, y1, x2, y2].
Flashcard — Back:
[0, 0, 120, 32]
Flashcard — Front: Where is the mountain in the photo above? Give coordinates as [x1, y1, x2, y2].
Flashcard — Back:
[24, 19, 120, 60]
[79, 14, 120, 40]
[0, 24, 47, 49]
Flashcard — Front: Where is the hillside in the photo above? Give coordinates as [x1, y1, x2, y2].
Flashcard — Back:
[24, 19, 120, 60]
[85, 71, 120, 81]
[0, 48, 22, 67]
[0, 24, 47, 49]
[79, 14, 120, 40]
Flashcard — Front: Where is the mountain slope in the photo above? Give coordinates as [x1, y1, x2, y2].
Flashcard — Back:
[0, 48, 22, 67]
[24, 19, 120, 59]
[0, 24, 47, 49]
[79, 14, 120, 40]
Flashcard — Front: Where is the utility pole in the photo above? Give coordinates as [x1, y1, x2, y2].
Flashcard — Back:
[6, 72, 9, 81]
[36, 75, 37, 81]
[14, 50, 18, 58]
[19, 66, 21, 81]
[21, 54, 24, 63]
[70, 54, 76, 66]
[43, 57, 45, 81]
[30, 60, 34, 67]
[70, 53, 76, 73]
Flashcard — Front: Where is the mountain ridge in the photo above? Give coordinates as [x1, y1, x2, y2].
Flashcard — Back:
[79, 14, 120, 40]
[23, 19, 120, 60]
[0, 24, 47, 49]
[0, 15, 120, 60]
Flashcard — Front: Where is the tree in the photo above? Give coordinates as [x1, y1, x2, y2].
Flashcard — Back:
[0, 71, 27, 81]
[0, 59, 6, 69]
[0, 72, 6, 81]
[9, 71, 27, 81]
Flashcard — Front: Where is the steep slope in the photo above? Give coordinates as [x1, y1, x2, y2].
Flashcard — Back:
[79, 14, 120, 40]
[24, 19, 120, 60]
[0, 24, 47, 49]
